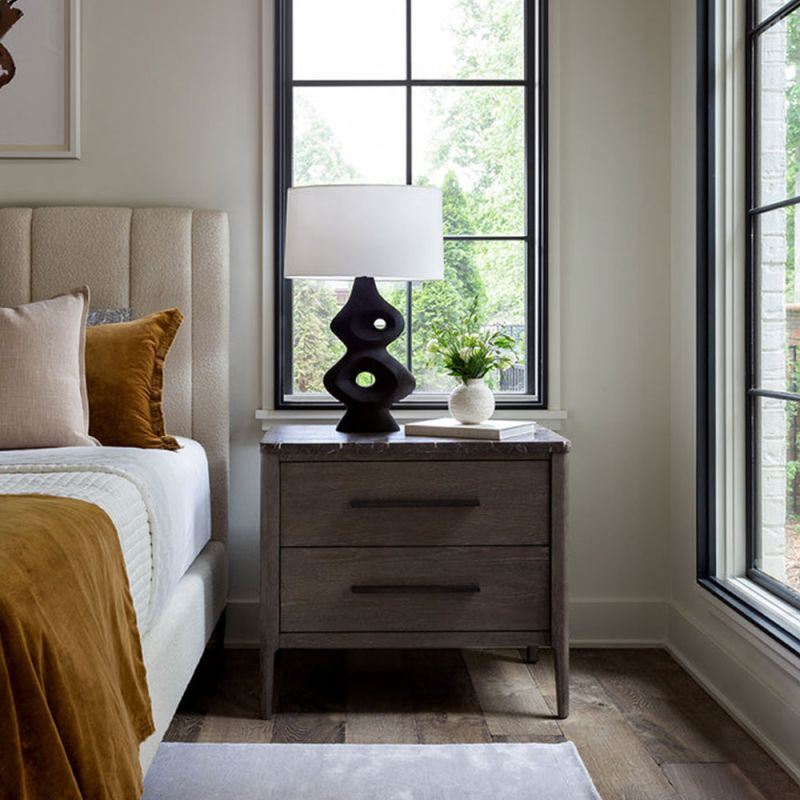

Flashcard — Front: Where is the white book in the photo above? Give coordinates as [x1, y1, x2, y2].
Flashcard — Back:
[404, 417, 537, 441]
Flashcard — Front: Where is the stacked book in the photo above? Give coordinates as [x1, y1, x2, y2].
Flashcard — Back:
[404, 417, 536, 441]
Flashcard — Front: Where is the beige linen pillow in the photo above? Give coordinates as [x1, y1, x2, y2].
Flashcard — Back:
[0, 287, 97, 449]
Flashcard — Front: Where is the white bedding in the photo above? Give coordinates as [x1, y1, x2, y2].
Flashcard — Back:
[0, 437, 211, 635]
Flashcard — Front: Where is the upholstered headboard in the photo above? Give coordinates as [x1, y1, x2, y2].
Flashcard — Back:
[0, 207, 230, 542]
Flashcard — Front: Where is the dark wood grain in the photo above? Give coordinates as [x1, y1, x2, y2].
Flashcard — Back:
[602, 650, 800, 800]
[181, 650, 274, 743]
[583, 649, 726, 765]
[662, 763, 767, 800]
[270, 650, 347, 744]
[259, 450, 281, 719]
[530, 650, 680, 800]
[163, 711, 204, 743]
[344, 650, 418, 744]
[280, 546, 550, 633]
[492, 734, 568, 743]
[281, 460, 550, 546]
[261, 424, 567, 721]
[406, 650, 492, 744]
[279, 631, 549, 649]
[167, 648, 800, 800]
[462, 648, 561, 739]
[550, 452, 569, 719]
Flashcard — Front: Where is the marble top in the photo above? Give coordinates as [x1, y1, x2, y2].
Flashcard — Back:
[260, 424, 570, 455]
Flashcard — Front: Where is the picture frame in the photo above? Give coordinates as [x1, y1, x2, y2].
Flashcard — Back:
[0, 0, 80, 159]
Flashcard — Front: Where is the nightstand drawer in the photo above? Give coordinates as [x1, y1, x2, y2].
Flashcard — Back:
[281, 461, 550, 546]
[280, 546, 550, 632]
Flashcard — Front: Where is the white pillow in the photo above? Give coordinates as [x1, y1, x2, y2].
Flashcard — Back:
[0, 287, 97, 449]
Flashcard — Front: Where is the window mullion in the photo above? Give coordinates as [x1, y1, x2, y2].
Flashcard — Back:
[745, 0, 757, 583]
[291, 79, 527, 87]
[444, 235, 528, 241]
[750, 0, 800, 37]
[750, 388, 800, 402]
[749, 194, 800, 216]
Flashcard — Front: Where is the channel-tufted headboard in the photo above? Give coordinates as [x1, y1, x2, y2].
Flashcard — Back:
[0, 207, 230, 543]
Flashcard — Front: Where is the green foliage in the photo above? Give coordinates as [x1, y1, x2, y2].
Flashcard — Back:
[290, 0, 528, 395]
[291, 280, 344, 394]
[455, 0, 525, 78]
[786, 14, 800, 296]
[412, 172, 487, 387]
[421, 0, 526, 365]
[289, 98, 355, 395]
[426, 300, 518, 383]
[430, 0, 525, 237]
[293, 96, 357, 186]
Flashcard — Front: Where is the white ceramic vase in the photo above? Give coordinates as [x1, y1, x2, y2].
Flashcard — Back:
[448, 378, 495, 424]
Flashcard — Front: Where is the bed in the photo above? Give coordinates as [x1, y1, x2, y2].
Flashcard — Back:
[0, 206, 230, 774]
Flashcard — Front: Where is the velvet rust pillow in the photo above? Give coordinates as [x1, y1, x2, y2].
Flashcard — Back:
[85, 309, 183, 450]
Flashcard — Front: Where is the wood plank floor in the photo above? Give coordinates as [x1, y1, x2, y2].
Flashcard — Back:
[165, 648, 800, 800]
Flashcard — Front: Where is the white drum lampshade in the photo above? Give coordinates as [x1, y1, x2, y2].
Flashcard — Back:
[284, 184, 444, 281]
[282, 184, 445, 434]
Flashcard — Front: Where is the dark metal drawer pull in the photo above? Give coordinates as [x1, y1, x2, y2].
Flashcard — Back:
[349, 499, 480, 509]
[351, 584, 481, 595]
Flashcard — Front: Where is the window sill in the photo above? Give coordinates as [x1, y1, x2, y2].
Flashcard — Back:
[725, 577, 800, 644]
[256, 406, 568, 430]
[698, 576, 800, 678]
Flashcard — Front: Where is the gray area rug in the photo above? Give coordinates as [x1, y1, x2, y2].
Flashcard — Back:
[143, 741, 602, 799]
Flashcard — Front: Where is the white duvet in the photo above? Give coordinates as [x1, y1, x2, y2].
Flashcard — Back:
[0, 437, 211, 635]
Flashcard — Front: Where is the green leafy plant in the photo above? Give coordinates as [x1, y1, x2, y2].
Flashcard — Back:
[426, 300, 518, 384]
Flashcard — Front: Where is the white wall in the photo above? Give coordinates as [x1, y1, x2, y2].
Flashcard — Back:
[553, 0, 672, 640]
[0, 2, 674, 644]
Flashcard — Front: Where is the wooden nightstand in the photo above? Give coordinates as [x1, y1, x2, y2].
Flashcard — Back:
[259, 425, 570, 720]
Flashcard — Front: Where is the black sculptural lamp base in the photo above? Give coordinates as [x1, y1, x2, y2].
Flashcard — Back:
[323, 276, 415, 434]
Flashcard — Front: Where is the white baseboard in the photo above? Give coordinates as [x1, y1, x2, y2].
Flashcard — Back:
[224, 598, 670, 649]
[569, 598, 669, 647]
[667, 604, 800, 786]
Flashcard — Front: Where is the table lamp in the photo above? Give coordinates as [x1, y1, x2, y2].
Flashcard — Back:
[284, 184, 444, 433]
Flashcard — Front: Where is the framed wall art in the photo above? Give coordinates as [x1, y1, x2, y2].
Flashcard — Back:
[0, 0, 79, 158]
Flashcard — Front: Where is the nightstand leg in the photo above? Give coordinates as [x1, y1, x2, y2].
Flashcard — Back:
[554, 642, 569, 720]
[550, 450, 570, 720]
[525, 646, 539, 664]
[260, 647, 278, 720]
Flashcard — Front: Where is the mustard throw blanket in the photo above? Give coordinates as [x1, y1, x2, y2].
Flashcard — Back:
[0, 495, 154, 800]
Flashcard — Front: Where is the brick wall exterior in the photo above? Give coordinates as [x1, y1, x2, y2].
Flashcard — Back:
[759, 0, 788, 581]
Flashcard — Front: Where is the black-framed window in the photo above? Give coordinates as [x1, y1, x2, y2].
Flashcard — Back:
[698, 0, 800, 654]
[274, 0, 547, 409]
